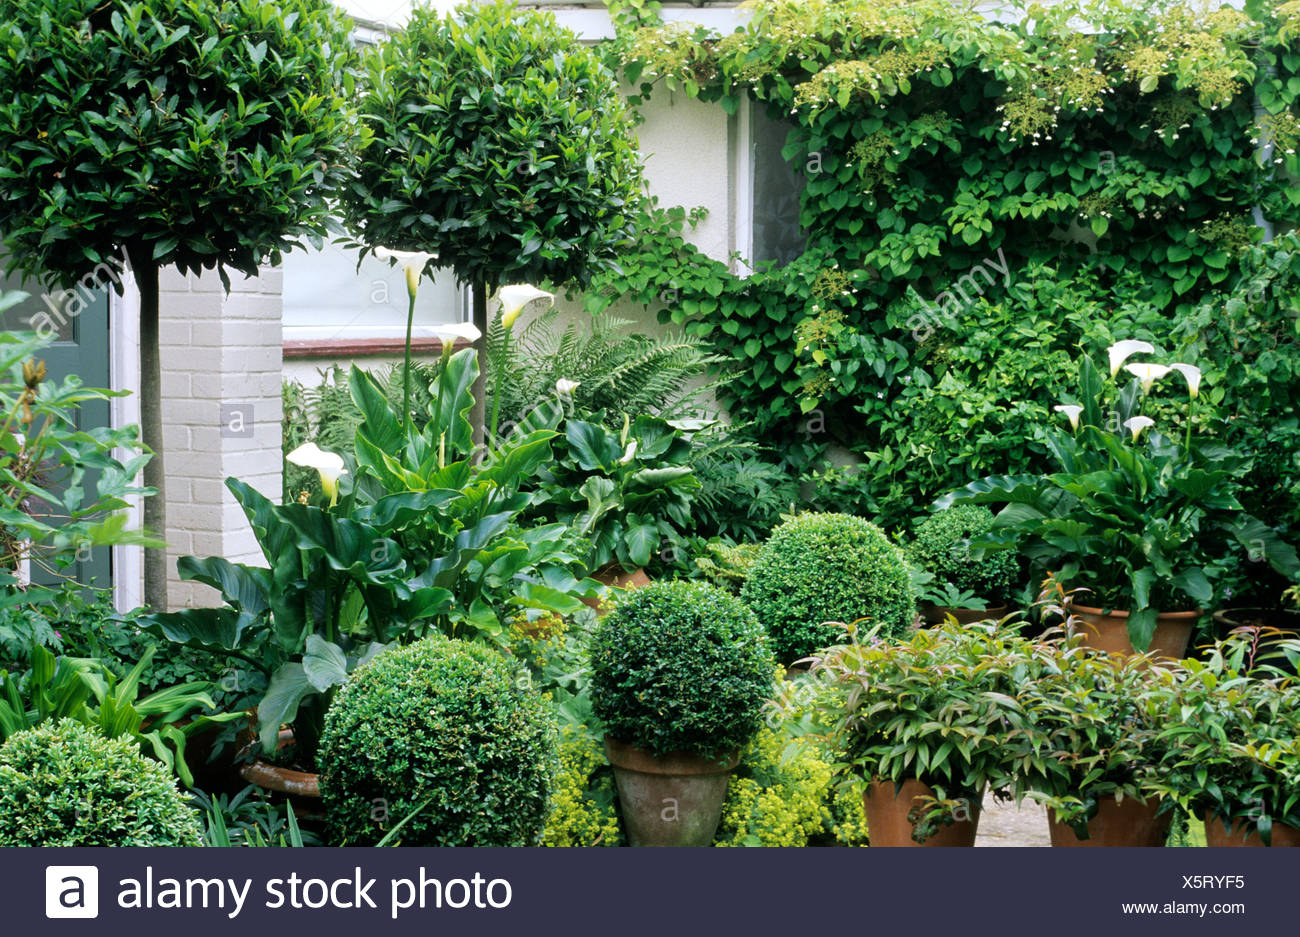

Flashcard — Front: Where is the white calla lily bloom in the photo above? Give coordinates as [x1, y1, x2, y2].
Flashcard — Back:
[1169, 363, 1202, 399]
[497, 284, 555, 329]
[1054, 404, 1084, 430]
[555, 379, 581, 397]
[1123, 362, 1172, 393]
[287, 442, 348, 507]
[1123, 416, 1155, 441]
[619, 440, 638, 464]
[429, 322, 482, 356]
[374, 247, 439, 300]
[1107, 340, 1155, 377]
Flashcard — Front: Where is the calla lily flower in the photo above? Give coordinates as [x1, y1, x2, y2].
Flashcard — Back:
[555, 378, 581, 397]
[1054, 404, 1084, 430]
[1169, 363, 1202, 399]
[429, 322, 482, 356]
[287, 442, 348, 507]
[497, 284, 554, 329]
[1123, 362, 1171, 393]
[374, 247, 440, 300]
[1122, 416, 1155, 441]
[1107, 340, 1155, 377]
[619, 440, 638, 464]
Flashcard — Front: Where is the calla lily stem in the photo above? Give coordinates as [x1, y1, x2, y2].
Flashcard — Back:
[402, 291, 416, 435]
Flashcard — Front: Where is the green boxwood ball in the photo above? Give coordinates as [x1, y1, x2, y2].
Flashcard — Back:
[907, 505, 1019, 601]
[741, 512, 915, 662]
[318, 636, 557, 846]
[0, 719, 202, 846]
[590, 580, 774, 759]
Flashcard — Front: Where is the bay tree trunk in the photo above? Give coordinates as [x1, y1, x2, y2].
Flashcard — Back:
[127, 246, 168, 612]
[470, 281, 488, 455]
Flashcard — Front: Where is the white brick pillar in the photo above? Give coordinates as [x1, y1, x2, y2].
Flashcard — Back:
[158, 268, 284, 608]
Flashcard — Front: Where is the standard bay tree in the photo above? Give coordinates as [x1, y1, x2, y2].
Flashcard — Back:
[0, 0, 361, 610]
[342, 0, 644, 444]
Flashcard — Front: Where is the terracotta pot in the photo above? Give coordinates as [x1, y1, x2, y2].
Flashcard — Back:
[1212, 608, 1300, 674]
[580, 565, 652, 613]
[1213, 607, 1300, 634]
[920, 604, 1010, 627]
[1071, 604, 1200, 660]
[238, 726, 322, 815]
[862, 779, 982, 846]
[605, 737, 739, 847]
[1048, 795, 1171, 847]
[1203, 813, 1300, 847]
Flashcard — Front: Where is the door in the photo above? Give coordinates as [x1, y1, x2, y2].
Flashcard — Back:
[1, 271, 114, 590]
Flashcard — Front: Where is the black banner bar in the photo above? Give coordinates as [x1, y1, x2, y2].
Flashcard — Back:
[5, 847, 1289, 935]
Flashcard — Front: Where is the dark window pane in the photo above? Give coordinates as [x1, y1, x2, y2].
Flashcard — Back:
[751, 103, 807, 267]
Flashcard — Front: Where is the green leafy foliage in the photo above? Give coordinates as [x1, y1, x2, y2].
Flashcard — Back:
[936, 348, 1300, 650]
[539, 724, 622, 847]
[145, 348, 598, 756]
[692, 541, 764, 595]
[532, 414, 700, 574]
[0, 644, 236, 786]
[195, 787, 315, 847]
[318, 636, 557, 846]
[1145, 632, 1300, 844]
[342, 0, 643, 291]
[0, 0, 359, 288]
[0, 325, 157, 598]
[590, 581, 774, 758]
[741, 512, 914, 663]
[814, 620, 1041, 840]
[588, 0, 1300, 542]
[0, 719, 202, 845]
[488, 306, 725, 429]
[715, 722, 841, 847]
[1008, 643, 1174, 837]
[905, 505, 1019, 603]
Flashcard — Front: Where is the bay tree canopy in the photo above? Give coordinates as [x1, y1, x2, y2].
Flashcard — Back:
[342, 0, 644, 290]
[0, 0, 361, 610]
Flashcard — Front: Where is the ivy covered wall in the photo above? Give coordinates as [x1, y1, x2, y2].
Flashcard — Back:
[580, 0, 1300, 541]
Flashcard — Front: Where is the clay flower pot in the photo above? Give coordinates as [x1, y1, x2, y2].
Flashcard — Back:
[1071, 604, 1199, 660]
[605, 737, 739, 847]
[1048, 795, 1171, 847]
[238, 726, 322, 816]
[581, 565, 651, 614]
[1203, 813, 1300, 847]
[920, 604, 1010, 627]
[862, 779, 982, 846]
[1212, 608, 1300, 674]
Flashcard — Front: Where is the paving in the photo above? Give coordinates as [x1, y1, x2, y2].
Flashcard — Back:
[975, 792, 1051, 847]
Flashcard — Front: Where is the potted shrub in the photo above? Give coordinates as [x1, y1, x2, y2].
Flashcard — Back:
[814, 621, 1037, 846]
[906, 505, 1019, 625]
[1145, 633, 1300, 847]
[937, 342, 1300, 656]
[590, 581, 774, 846]
[318, 637, 557, 846]
[741, 512, 915, 665]
[1011, 641, 1174, 846]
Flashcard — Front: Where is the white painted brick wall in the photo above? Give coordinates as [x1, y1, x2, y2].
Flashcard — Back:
[159, 267, 283, 608]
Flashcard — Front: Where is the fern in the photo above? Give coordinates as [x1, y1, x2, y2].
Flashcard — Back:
[487, 307, 730, 428]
